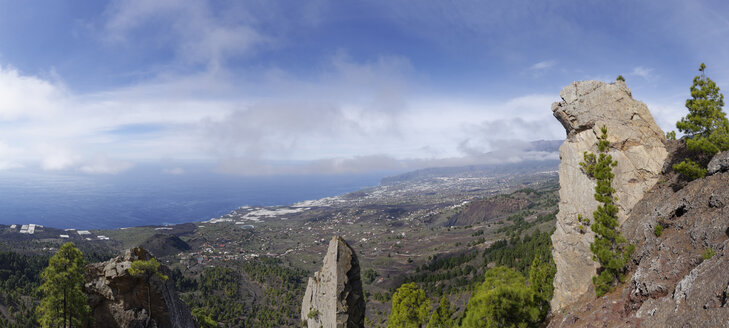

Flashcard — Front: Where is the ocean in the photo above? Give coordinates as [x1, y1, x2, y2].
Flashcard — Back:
[0, 165, 389, 230]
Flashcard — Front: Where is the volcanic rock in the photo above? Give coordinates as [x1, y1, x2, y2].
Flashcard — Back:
[549, 80, 668, 311]
[301, 236, 365, 328]
[83, 248, 198, 328]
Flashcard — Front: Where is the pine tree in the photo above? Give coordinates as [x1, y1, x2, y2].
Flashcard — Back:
[580, 126, 634, 297]
[387, 282, 431, 328]
[36, 242, 90, 328]
[427, 296, 455, 328]
[528, 256, 555, 320]
[673, 63, 729, 179]
[461, 267, 540, 328]
[128, 258, 168, 327]
[676, 63, 729, 155]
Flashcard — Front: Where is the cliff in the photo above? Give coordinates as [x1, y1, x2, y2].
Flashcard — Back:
[548, 80, 729, 326]
[549, 144, 729, 327]
[83, 248, 198, 328]
[301, 236, 365, 328]
[550, 80, 668, 311]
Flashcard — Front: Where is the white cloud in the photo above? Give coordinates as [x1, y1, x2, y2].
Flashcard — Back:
[78, 155, 135, 174]
[39, 145, 79, 171]
[630, 66, 655, 80]
[163, 167, 185, 175]
[103, 0, 268, 69]
[530, 60, 555, 70]
[0, 41, 563, 176]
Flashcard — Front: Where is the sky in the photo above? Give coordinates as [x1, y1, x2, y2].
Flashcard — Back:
[1, 0, 729, 176]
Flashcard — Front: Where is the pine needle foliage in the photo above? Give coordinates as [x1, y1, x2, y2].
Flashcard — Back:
[387, 282, 431, 328]
[580, 126, 634, 297]
[461, 267, 540, 328]
[36, 242, 90, 328]
[676, 63, 729, 155]
[427, 296, 455, 328]
[128, 257, 168, 327]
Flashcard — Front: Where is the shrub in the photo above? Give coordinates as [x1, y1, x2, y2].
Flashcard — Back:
[654, 223, 663, 237]
[307, 308, 319, 319]
[702, 248, 715, 260]
[673, 159, 707, 180]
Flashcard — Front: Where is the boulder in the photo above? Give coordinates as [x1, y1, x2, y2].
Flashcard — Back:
[549, 80, 668, 312]
[708, 151, 729, 175]
[83, 248, 198, 328]
[301, 236, 365, 328]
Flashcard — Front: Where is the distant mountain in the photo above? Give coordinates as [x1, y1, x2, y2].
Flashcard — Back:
[381, 140, 561, 185]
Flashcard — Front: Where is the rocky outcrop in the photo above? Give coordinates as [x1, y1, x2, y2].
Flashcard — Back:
[550, 80, 668, 311]
[708, 151, 729, 175]
[548, 150, 729, 327]
[84, 248, 198, 328]
[301, 236, 365, 328]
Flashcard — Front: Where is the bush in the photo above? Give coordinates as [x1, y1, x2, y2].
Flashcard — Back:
[654, 224, 663, 237]
[307, 308, 319, 319]
[673, 159, 707, 180]
[702, 248, 715, 260]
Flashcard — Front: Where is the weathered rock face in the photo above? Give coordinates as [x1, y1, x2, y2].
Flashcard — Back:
[301, 236, 365, 328]
[548, 153, 729, 327]
[84, 248, 198, 328]
[708, 151, 729, 175]
[550, 80, 668, 311]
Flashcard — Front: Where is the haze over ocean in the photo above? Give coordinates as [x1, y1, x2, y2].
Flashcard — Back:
[0, 165, 388, 230]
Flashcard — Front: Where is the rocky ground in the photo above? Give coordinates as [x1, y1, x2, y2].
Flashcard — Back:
[548, 143, 729, 327]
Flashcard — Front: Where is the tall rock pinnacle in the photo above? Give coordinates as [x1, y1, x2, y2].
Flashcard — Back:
[550, 80, 667, 311]
[301, 236, 365, 328]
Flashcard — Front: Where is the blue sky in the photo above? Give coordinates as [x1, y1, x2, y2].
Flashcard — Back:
[0, 0, 728, 175]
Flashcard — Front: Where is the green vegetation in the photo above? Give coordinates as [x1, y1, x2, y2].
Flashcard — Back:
[307, 308, 319, 319]
[654, 223, 663, 237]
[528, 256, 556, 320]
[702, 248, 715, 260]
[128, 258, 168, 327]
[673, 159, 706, 180]
[461, 267, 540, 328]
[666, 131, 677, 140]
[616, 75, 625, 82]
[36, 242, 90, 328]
[192, 307, 218, 328]
[674, 63, 729, 179]
[676, 63, 729, 155]
[580, 126, 634, 297]
[483, 231, 553, 276]
[387, 282, 432, 328]
[0, 251, 48, 327]
[363, 268, 380, 283]
[427, 296, 455, 328]
[181, 257, 306, 327]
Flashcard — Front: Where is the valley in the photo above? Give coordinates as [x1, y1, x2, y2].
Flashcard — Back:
[0, 161, 559, 327]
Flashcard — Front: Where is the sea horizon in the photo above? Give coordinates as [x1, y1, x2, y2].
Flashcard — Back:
[0, 164, 395, 230]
